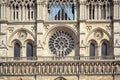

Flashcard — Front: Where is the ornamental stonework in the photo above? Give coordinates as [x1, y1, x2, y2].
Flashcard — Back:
[94, 30, 103, 40]
[49, 31, 74, 57]
[18, 30, 27, 40]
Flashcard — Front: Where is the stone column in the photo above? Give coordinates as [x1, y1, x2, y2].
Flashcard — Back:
[4, 4, 6, 20]
[22, 6, 25, 21]
[80, 2, 82, 20]
[1, 4, 3, 19]
[7, 5, 10, 21]
[116, 3, 118, 19]
[19, 6, 21, 21]
[95, 4, 97, 20]
[43, 2, 46, 20]
[37, 3, 39, 20]
[98, 5, 101, 20]
[88, 5, 89, 20]
[82, 3, 84, 20]
[41, 3, 44, 20]
[40, 2, 42, 20]
[3, 4, 5, 20]
[74, 3, 77, 20]
[118, 2, 120, 19]
[14, 7, 16, 20]
[114, 2, 117, 19]
[0, 4, 2, 19]
[84, 2, 87, 20]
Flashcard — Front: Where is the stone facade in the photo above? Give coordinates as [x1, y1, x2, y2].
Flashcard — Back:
[0, 0, 120, 80]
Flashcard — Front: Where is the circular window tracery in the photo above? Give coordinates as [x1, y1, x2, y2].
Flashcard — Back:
[49, 31, 74, 57]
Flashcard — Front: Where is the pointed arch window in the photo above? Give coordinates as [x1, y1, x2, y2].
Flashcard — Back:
[14, 43, 20, 60]
[102, 43, 107, 58]
[26, 43, 33, 59]
[90, 43, 95, 59]
[48, 0, 74, 20]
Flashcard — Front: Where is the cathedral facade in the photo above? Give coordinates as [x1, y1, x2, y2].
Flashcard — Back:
[0, 0, 120, 80]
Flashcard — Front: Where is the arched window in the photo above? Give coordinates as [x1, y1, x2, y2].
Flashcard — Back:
[102, 43, 107, 58]
[90, 43, 95, 59]
[14, 43, 20, 60]
[26, 43, 33, 59]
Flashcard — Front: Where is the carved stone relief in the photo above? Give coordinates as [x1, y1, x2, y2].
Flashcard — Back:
[0, 49, 7, 57]
[7, 27, 14, 33]
[86, 26, 92, 31]
[31, 26, 36, 32]
[115, 39, 120, 46]
[115, 33, 120, 47]
[106, 25, 111, 31]
[94, 30, 103, 40]
[44, 24, 49, 30]
[80, 40, 85, 47]
[37, 40, 43, 49]
[18, 30, 27, 40]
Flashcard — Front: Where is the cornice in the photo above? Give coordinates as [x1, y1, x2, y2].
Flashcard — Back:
[43, 20, 77, 24]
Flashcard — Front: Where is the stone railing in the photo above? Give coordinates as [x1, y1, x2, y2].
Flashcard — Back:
[0, 56, 120, 62]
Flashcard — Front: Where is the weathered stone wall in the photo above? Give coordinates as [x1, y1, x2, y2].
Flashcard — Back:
[0, 75, 116, 80]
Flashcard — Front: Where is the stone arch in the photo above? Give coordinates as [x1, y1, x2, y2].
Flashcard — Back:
[100, 39, 112, 56]
[11, 39, 22, 47]
[87, 39, 98, 47]
[54, 77, 66, 80]
[100, 39, 110, 47]
[87, 39, 98, 57]
[8, 28, 34, 46]
[44, 25, 78, 43]
[23, 39, 36, 57]
[44, 25, 79, 57]
[23, 39, 35, 46]
[86, 27, 110, 42]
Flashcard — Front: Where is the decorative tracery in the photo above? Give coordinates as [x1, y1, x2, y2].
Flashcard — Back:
[49, 31, 74, 57]
[8, 0, 36, 20]
[86, 0, 112, 20]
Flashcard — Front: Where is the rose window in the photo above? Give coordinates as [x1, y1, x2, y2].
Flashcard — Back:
[49, 31, 74, 56]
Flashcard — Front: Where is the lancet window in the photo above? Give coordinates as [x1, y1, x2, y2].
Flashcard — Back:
[48, 0, 74, 20]
[14, 43, 21, 60]
[26, 43, 33, 59]
[101, 42, 108, 58]
[90, 43, 95, 59]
